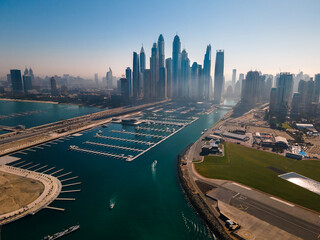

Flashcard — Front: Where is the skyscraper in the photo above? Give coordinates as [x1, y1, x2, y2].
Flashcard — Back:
[50, 77, 58, 96]
[172, 35, 181, 98]
[181, 49, 190, 98]
[191, 62, 199, 99]
[158, 34, 165, 99]
[10, 69, 23, 93]
[106, 68, 113, 89]
[143, 69, 151, 99]
[140, 46, 146, 73]
[213, 50, 224, 103]
[125, 67, 132, 97]
[291, 92, 301, 116]
[132, 52, 140, 98]
[94, 73, 99, 86]
[158, 34, 165, 69]
[23, 75, 32, 93]
[269, 88, 277, 114]
[166, 58, 172, 99]
[275, 73, 294, 114]
[150, 42, 159, 98]
[241, 71, 261, 105]
[314, 74, 320, 103]
[159, 67, 167, 99]
[120, 78, 129, 101]
[232, 69, 237, 86]
[203, 45, 212, 100]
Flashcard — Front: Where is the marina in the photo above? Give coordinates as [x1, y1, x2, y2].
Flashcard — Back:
[1, 101, 233, 239]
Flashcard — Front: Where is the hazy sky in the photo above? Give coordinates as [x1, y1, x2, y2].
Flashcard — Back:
[0, 0, 319, 80]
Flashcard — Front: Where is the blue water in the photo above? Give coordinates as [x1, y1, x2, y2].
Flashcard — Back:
[1, 101, 235, 240]
[0, 100, 101, 128]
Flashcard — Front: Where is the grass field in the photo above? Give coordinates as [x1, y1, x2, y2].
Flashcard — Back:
[195, 142, 320, 212]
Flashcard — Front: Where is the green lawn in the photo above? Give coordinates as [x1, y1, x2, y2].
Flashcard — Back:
[195, 142, 320, 212]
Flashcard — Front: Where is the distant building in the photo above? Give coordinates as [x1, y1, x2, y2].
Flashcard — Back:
[241, 71, 262, 106]
[180, 49, 190, 99]
[50, 77, 58, 95]
[213, 50, 224, 103]
[314, 74, 320, 103]
[132, 52, 140, 98]
[232, 69, 237, 86]
[172, 35, 181, 98]
[61, 84, 68, 96]
[23, 75, 32, 93]
[106, 68, 113, 89]
[6, 74, 11, 86]
[159, 67, 167, 99]
[10, 69, 23, 93]
[166, 58, 172, 99]
[140, 46, 146, 73]
[143, 69, 151, 99]
[203, 45, 212, 100]
[275, 73, 293, 115]
[291, 92, 301, 116]
[269, 88, 277, 114]
[150, 42, 159, 99]
[120, 78, 129, 100]
[125, 67, 132, 97]
[94, 73, 99, 86]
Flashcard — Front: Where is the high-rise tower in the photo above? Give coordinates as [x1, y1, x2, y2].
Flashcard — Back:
[172, 35, 181, 98]
[213, 50, 224, 103]
[132, 52, 140, 98]
[150, 42, 159, 98]
[125, 67, 132, 97]
[10, 69, 23, 93]
[203, 45, 211, 100]
[158, 34, 165, 69]
[140, 46, 146, 73]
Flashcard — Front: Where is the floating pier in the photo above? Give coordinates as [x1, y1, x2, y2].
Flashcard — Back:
[95, 134, 153, 145]
[45, 206, 65, 211]
[112, 130, 165, 139]
[33, 165, 48, 172]
[26, 163, 40, 170]
[60, 189, 81, 193]
[57, 172, 72, 178]
[144, 120, 185, 126]
[18, 162, 33, 168]
[42, 167, 55, 173]
[69, 146, 128, 159]
[56, 198, 76, 201]
[60, 176, 79, 182]
[84, 141, 144, 152]
[50, 169, 64, 175]
[136, 126, 172, 133]
[10, 161, 25, 167]
[62, 182, 82, 187]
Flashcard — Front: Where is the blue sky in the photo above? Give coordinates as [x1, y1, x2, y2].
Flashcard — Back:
[0, 0, 319, 80]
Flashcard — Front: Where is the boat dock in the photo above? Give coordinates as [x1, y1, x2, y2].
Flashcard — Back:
[111, 130, 165, 139]
[69, 146, 128, 159]
[95, 134, 154, 145]
[84, 141, 144, 152]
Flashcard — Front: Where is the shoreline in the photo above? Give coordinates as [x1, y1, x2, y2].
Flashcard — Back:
[0, 98, 59, 104]
[177, 145, 235, 240]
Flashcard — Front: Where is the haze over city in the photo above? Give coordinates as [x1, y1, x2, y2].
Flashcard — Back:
[1, 0, 320, 79]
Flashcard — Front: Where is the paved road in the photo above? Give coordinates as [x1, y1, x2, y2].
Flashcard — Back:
[206, 184, 320, 240]
[186, 110, 320, 240]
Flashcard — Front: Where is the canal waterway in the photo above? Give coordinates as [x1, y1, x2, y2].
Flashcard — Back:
[1, 100, 235, 240]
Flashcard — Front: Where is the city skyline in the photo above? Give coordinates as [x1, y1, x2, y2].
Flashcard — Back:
[1, 0, 320, 80]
